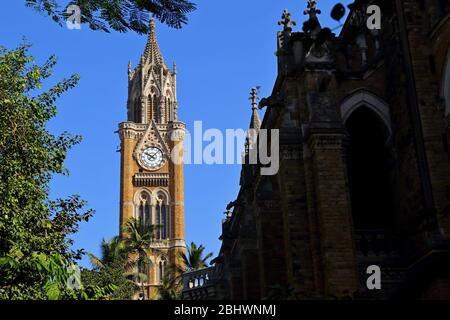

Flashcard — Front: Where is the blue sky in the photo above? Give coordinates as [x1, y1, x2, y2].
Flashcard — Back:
[1, 0, 350, 267]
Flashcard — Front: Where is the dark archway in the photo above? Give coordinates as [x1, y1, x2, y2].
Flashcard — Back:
[345, 106, 394, 231]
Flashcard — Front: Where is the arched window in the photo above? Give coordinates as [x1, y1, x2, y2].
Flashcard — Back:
[158, 259, 166, 284]
[135, 191, 151, 226]
[148, 86, 158, 123]
[345, 106, 395, 231]
[155, 192, 170, 240]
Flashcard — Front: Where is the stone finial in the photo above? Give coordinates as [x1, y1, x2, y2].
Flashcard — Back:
[173, 61, 177, 74]
[250, 87, 260, 110]
[304, 0, 321, 16]
[278, 9, 296, 31]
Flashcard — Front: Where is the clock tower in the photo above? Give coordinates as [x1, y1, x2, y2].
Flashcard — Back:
[118, 19, 186, 299]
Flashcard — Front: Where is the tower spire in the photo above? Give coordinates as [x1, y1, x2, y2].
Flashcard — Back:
[143, 18, 165, 66]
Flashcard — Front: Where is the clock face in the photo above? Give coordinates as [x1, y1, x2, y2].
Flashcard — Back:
[141, 147, 164, 169]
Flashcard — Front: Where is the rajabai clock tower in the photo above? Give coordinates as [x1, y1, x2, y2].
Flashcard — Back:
[118, 19, 186, 299]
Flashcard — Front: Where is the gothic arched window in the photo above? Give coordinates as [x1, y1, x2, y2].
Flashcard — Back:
[165, 90, 173, 122]
[135, 191, 151, 226]
[158, 258, 167, 285]
[148, 86, 159, 123]
[345, 106, 395, 231]
[155, 192, 170, 240]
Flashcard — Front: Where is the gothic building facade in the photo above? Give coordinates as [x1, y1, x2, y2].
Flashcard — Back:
[182, 0, 450, 300]
[118, 20, 186, 299]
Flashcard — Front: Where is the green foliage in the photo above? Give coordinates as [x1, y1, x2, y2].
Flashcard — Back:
[155, 242, 214, 300]
[0, 251, 116, 300]
[0, 43, 113, 299]
[157, 267, 181, 300]
[121, 217, 163, 300]
[83, 237, 138, 300]
[179, 242, 213, 272]
[25, 0, 196, 33]
[82, 262, 137, 300]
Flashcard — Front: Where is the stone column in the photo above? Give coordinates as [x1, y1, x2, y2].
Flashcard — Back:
[169, 125, 185, 241]
[119, 124, 136, 237]
[300, 69, 359, 296]
[307, 131, 358, 297]
[169, 124, 186, 277]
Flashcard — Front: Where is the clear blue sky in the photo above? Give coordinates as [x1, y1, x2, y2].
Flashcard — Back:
[1, 0, 350, 267]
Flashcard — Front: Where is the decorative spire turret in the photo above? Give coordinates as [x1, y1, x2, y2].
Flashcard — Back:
[244, 87, 261, 155]
[172, 61, 177, 74]
[249, 87, 261, 130]
[143, 19, 165, 66]
[128, 60, 133, 80]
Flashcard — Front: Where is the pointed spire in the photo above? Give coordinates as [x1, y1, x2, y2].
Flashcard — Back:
[128, 61, 134, 80]
[143, 18, 165, 66]
[172, 61, 177, 74]
[249, 87, 261, 130]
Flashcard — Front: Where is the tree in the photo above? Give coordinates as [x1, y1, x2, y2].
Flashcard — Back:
[155, 242, 213, 300]
[89, 236, 126, 268]
[157, 267, 181, 300]
[179, 242, 213, 272]
[0, 43, 108, 299]
[121, 217, 163, 300]
[25, 0, 196, 33]
[83, 237, 138, 300]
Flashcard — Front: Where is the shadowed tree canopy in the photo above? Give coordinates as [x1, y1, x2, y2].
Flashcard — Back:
[25, 0, 197, 33]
